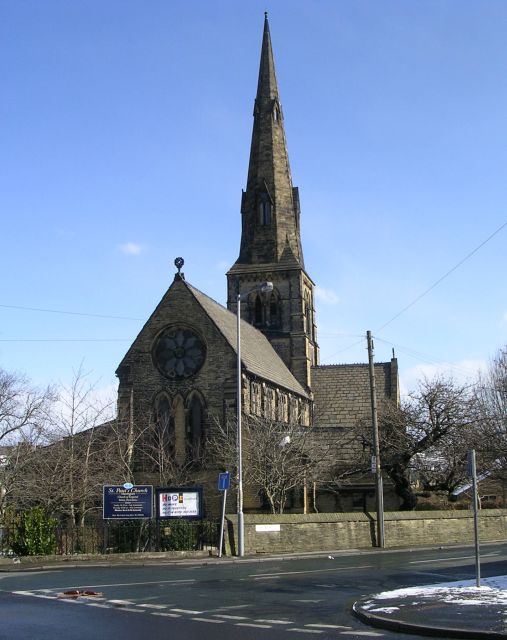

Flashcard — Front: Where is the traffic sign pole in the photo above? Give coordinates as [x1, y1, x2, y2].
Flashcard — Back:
[218, 489, 227, 558]
[217, 472, 230, 557]
[468, 449, 481, 587]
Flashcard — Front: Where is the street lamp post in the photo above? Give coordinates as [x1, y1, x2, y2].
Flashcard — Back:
[236, 281, 273, 557]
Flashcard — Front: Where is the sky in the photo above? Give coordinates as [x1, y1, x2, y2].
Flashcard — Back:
[1, 1, 506, 397]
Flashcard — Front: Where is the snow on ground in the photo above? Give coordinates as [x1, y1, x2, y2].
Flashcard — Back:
[363, 575, 507, 612]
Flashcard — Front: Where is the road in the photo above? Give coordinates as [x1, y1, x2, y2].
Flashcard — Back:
[1, 543, 506, 639]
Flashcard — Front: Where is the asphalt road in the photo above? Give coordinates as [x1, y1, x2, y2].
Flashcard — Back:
[1, 543, 507, 640]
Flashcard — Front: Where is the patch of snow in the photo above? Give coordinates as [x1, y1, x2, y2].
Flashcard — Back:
[372, 576, 507, 607]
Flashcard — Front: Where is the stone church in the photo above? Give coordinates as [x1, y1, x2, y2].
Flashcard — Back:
[115, 15, 399, 513]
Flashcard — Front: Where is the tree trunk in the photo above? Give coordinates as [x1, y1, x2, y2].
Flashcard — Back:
[388, 464, 418, 510]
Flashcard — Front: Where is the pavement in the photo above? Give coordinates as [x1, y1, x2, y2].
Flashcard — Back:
[353, 581, 507, 639]
[2, 547, 507, 639]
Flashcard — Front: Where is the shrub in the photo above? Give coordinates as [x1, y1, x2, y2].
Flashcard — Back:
[159, 520, 198, 551]
[9, 508, 58, 556]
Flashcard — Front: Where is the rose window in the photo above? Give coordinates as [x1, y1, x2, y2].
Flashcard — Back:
[153, 327, 206, 380]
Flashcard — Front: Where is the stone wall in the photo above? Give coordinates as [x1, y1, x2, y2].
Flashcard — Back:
[224, 510, 507, 555]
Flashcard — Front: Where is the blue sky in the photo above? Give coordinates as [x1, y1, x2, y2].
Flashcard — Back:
[1, 0, 506, 395]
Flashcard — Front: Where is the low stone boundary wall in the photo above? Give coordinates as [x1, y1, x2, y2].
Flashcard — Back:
[224, 510, 507, 555]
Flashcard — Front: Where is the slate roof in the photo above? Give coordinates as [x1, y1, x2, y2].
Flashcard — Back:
[311, 363, 395, 429]
[185, 280, 309, 399]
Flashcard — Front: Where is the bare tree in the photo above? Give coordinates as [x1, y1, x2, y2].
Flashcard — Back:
[135, 412, 205, 487]
[208, 414, 328, 514]
[0, 368, 54, 446]
[9, 366, 118, 526]
[0, 369, 54, 518]
[475, 346, 507, 477]
[368, 376, 477, 510]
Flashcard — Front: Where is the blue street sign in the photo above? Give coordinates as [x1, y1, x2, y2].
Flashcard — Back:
[218, 472, 230, 491]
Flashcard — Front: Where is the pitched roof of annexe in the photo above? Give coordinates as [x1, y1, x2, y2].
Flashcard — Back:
[185, 280, 309, 399]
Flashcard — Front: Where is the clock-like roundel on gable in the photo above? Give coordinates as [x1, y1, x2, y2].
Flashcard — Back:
[153, 326, 206, 380]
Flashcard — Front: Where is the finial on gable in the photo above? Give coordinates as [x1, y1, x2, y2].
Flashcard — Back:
[174, 256, 185, 280]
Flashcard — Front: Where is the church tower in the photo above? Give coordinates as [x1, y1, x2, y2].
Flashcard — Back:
[227, 14, 319, 390]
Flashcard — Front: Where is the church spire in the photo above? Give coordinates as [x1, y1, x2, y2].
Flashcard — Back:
[237, 13, 304, 267]
[255, 13, 279, 106]
[227, 15, 318, 390]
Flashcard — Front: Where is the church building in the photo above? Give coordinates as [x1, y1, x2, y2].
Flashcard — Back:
[115, 15, 399, 513]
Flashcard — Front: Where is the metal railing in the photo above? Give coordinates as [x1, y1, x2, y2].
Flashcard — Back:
[0, 519, 219, 556]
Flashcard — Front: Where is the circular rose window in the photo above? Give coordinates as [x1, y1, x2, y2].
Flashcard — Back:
[153, 327, 206, 380]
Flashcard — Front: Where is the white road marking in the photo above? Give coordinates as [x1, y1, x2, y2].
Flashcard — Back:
[341, 631, 384, 636]
[409, 556, 473, 564]
[138, 604, 169, 609]
[235, 622, 272, 629]
[255, 619, 293, 625]
[250, 565, 371, 578]
[86, 602, 112, 609]
[170, 608, 204, 614]
[121, 607, 146, 613]
[57, 578, 196, 589]
[109, 599, 136, 605]
[314, 584, 336, 589]
[287, 629, 323, 634]
[192, 617, 225, 624]
[152, 612, 181, 618]
[408, 553, 498, 565]
[305, 624, 352, 629]
[204, 604, 250, 612]
[213, 614, 249, 620]
[293, 599, 323, 603]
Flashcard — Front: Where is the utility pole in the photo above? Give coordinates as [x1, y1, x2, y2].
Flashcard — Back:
[367, 330, 385, 548]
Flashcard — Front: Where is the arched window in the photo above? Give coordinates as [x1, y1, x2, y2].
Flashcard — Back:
[172, 395, 186, 466]
[154, 393, 173, 453]
[254, 295, 263, 326]
[304, 293, 312, 337]
[258, 193, 271, 225]
[249, 288, 281, 330]
[187, 392, 205, 458]
[269, 290, 281, 329]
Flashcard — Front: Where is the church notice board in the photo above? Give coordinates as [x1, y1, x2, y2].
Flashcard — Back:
[156, 487, 203, 520]
[103, 485, 153, 519]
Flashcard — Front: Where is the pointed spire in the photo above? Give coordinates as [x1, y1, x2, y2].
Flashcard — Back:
[235, 14, 304, 267]
[256, 12, 279, 102]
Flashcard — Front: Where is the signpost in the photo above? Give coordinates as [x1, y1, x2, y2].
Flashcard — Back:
[218, 471, 230, 492]
[103, 485, 153, 520]
[156, 487, 203, 520]
[467, 449, 481, 587]
[217, 472, 230, 557]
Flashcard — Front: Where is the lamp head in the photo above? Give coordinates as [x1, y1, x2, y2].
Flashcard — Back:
[259, 281, 274, 294]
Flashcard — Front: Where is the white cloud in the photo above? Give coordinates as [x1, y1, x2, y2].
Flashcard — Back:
[315, 286, 340, 305]
[119, 242, 143, 255]
[400, 358, 486, 398]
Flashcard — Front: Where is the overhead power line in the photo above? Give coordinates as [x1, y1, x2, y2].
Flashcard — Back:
[376, 220, 507, 333]
[0, 303, 143, 322]
[0, 338, 129, 343]
[324, 220, 506, 362]
[374, 336, 481, 377]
